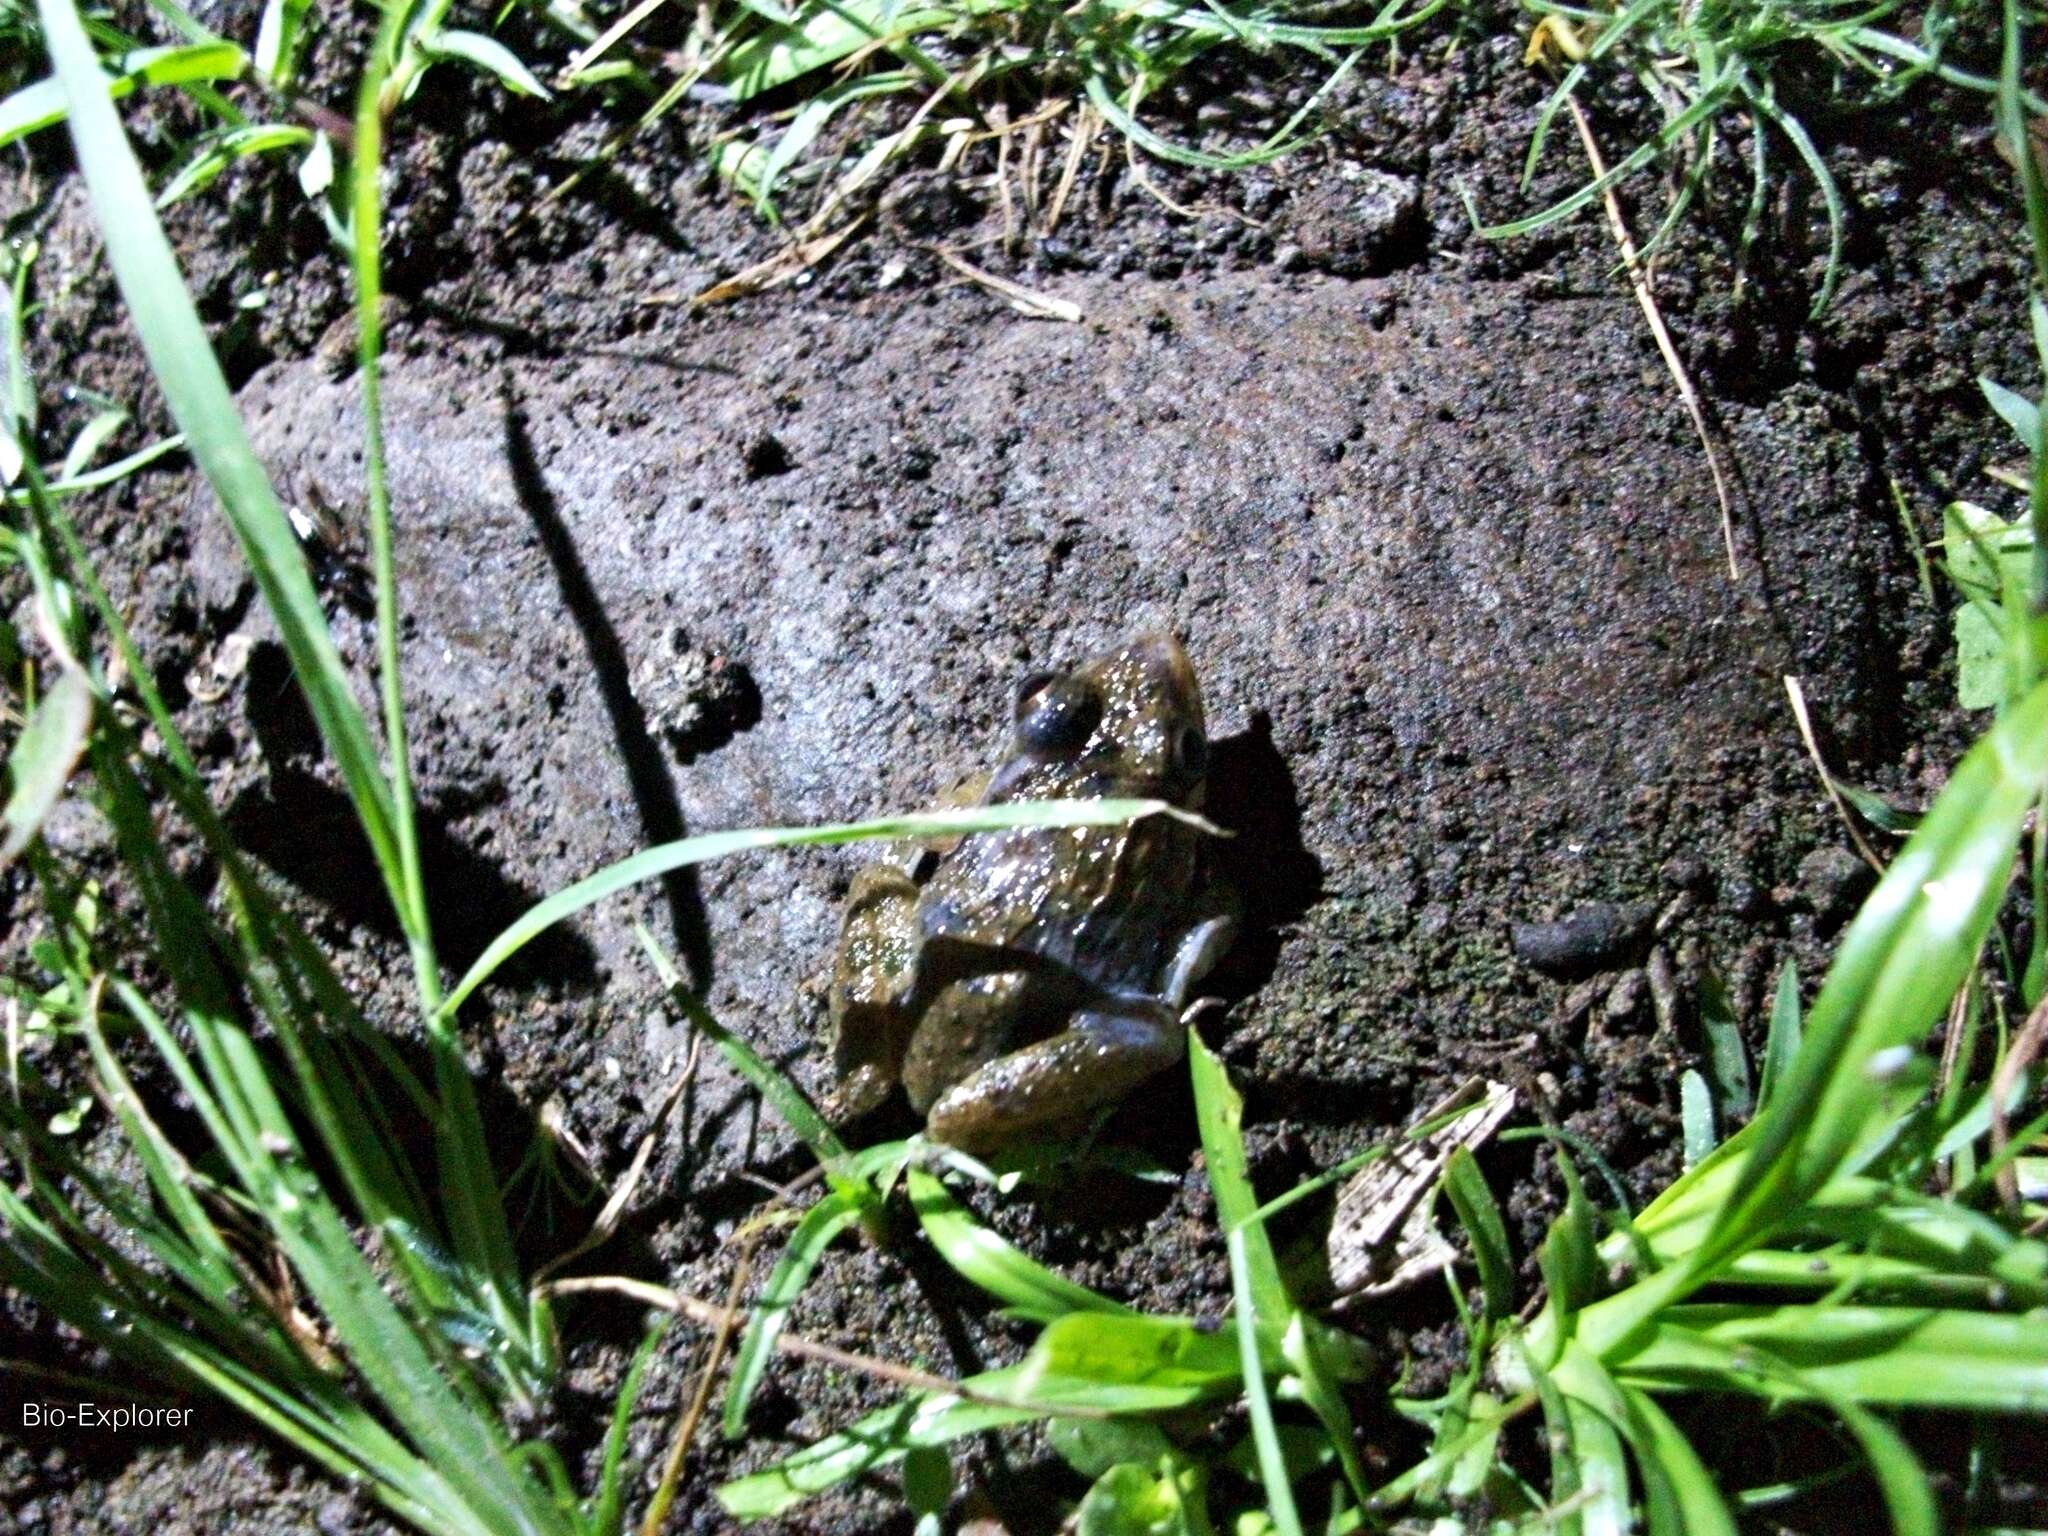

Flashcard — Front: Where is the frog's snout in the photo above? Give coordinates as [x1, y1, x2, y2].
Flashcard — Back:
[1126, 631, 1200, 698]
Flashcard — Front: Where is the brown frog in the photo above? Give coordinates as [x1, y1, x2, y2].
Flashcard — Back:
[827, 633, 1235, 1153]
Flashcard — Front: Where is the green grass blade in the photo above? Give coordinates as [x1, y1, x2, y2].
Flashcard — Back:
[636, 922, 853, 1167]
[1756, 961, 1802, 1112]
[1696, 679, 2048, 1273]
[1188, 1028, 1287, 1340]
[1744, 81, 1845, 316]
[1622, 1305, 2048, 1411]
[1, 432, 186, 504]
[1442, 1146, 1513, 1323]
[1699, 970, 1752, 1121]
[0, 42, 246, 148]
[37, 0, 410, 922]
[447, 799, 1201, 1016]
[588, 1317, 669, 1536]
[722, 1189, 862, 1438]
[715, 1365, 1042, 1519]
[1, 666, 91, 870]
[909, 1166, 1133, 1322]
[1227, 1228, 1305, 1536]
[1617, 1384, 1735, 1536]
[350, 4, 528, 1358]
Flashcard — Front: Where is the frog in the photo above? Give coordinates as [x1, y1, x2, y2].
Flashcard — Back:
[826, 632, 1236, 1154]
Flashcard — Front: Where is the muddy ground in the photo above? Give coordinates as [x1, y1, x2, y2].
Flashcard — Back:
[3, 7, 2044, 1532]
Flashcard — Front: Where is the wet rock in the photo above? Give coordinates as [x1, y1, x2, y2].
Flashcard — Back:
[187, 273, 1885, 1168]
[1799, 844, 1874, 927]
[1512, 901, 1655, 979]
[1286, 169, 1423, 276]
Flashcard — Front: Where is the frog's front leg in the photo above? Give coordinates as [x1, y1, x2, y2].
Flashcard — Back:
[824, 865, 921, 1123]
[923, 996, 1185, 1154]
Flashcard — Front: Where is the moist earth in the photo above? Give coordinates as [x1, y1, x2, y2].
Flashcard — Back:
[2, 16, 2040, 1534]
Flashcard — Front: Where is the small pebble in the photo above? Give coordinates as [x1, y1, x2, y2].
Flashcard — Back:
[1799, 844, 1873, 927]
[1511, 900, 1654, 979]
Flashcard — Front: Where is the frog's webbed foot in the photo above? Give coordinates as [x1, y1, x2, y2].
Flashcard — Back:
[923, 997, 1183, 1155]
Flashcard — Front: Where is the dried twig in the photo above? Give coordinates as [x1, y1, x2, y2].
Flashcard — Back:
[932, 249, 1082, 321]
[638, 1240, 757, 1536]
[541, 1274, 1113, 1418]
[1992, 991, 2048, 1208]
[1783, 675, 1885, 874]
[1565, 94, 1742, 581]
[535, 1036, 701, 1284]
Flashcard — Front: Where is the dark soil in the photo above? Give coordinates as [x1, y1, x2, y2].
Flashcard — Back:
[2, 6, 2041, 1532]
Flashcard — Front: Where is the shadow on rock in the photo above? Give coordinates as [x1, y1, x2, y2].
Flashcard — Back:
[224, 766, 598, 990]
[1204, 711, 1325, 1002]
[503, 395, 714, 989]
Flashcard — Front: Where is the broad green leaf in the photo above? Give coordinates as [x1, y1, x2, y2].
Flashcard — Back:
[1020, 1310, 1242, 1410]
[1, 667, 93, 871]
[716, 1365, 1041, 1519]
[1049, 1417, 1174, 1479]
[1983, 374, 2043, 450]
[1946, 499, 2033, 708]
[1679, 1070, 1714, 1167]
[901, 1444, 952, 1516]
[1077, 1455, 1212, 1536]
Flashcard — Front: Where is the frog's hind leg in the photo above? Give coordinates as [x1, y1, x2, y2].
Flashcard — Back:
[923, 997, 1183, 1155]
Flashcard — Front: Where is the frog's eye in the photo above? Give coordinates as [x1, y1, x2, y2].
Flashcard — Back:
[1173, 723, 1209, 778]
[1013, 670, 1059, 721]
[1016, 676, 1101, 755]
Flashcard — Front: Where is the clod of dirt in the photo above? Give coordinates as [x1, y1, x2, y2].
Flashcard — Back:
[632, 627, 763, 763]
[1798, 843, 1874, 929]
[1283, 169, 1424, 277]
[1512, 901, 1656, 979]
[742, 431, 793, 479]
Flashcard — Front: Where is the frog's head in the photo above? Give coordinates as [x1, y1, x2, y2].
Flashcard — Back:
[995, 633, 1209, 806]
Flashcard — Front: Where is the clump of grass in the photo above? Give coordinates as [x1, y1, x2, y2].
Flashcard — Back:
[1480, 0, 2048, 314]
[560, 0, 1455, 229]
